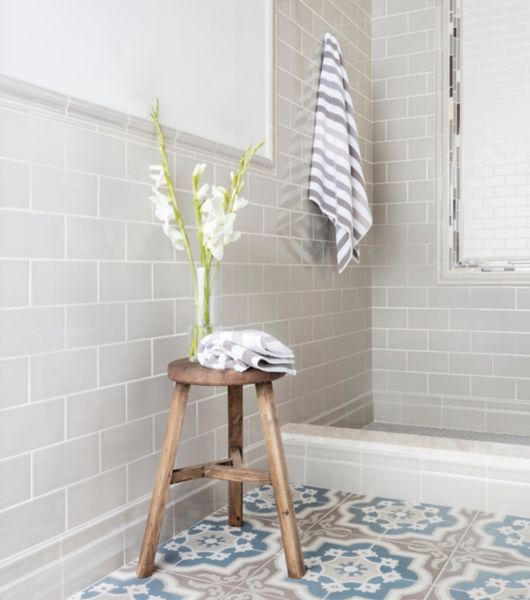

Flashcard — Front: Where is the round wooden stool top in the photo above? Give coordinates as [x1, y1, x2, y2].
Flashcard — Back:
[167, 358, 285, 386]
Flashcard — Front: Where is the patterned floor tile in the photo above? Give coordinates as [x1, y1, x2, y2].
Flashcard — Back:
[308, 495, 472, 553]
[303, 494, 383, 541]
[70, 485, 527, 600]
[431, 561, 530, 600]
[68, 565, 232, 599]
[155, 513, 281, 587]
[455, 512, 530, 566]
[233, 484, 352, 531]
[234, 535, 433, 600]
[346, 497, 474, 542]
[356, 498, 475, 585]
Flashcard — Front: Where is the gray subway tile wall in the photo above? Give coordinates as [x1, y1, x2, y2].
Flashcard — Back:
[371, 0, 530, 431]
[0, 0, 372, 593]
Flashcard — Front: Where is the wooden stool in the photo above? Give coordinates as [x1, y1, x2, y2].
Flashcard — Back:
[136, 358, 306, 579]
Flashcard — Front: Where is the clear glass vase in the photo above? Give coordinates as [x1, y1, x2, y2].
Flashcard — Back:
[188, 265, 221, 361]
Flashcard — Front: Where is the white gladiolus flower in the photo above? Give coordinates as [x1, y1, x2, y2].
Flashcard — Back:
[232, 195, 248, 212]
[150, 190, 174, 223]
[197, 183, 210, 202]
[154, 200, 174, 223]
[149, 165, 165, 188]
[193, 163, 207, 178]
[200, 186, 242, 261]
[202, 211, 240, 261]
[163, 221, 185, 250]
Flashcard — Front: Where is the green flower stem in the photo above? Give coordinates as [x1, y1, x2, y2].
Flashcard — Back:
[151, 101, 198, 304]
[151, 101, 264, 361]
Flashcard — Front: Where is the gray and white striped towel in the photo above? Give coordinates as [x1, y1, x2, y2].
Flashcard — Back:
[309, 33, 372, 272]
[198, 330, 296, 375]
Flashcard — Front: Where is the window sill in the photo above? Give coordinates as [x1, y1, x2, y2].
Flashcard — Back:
[438, 264, 530, 286]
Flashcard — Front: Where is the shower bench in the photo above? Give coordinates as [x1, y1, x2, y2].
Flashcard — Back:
[136, 358, 306, 579]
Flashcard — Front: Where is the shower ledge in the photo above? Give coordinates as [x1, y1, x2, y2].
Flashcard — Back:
[281, 422, 530, 470]
[281, 422, 530, 515]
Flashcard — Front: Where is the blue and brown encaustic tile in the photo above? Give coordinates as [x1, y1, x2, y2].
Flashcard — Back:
[454, 512, 530, 567]
[153, 513, 281, 586]
[69, 486, 530, 600]
[240, 536, 433, 600]
[69, 565, 232, 599]
[230, 483, 352, 530]
[307, 495, 474, 583]
[432, 562, 530, 600]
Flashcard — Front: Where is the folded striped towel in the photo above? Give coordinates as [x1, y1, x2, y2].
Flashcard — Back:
[198, 330, 296, 375]
[309, 32, 372, 272]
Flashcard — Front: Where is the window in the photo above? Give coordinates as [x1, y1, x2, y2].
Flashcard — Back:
[449, 0, 530, 272]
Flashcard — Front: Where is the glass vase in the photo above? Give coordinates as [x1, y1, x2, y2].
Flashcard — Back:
[188, 265, 221, 361]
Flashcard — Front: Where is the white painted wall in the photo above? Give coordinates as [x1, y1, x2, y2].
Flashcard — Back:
[0, 0, 272, 154]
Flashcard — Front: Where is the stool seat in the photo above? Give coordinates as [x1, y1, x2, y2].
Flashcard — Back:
[168, 358, 285, 386]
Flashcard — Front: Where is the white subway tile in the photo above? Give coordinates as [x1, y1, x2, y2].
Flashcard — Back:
[99, 340, 151, 386]
[127, 376, 173, 421]
[99, 177, 152, 222]
[0, 454, 30, 510]
[387, 75, 426, 98]
[0, 358, 27, 409]
[471, 376, 515, 400]
[126, 141, 160, 183]
[388, 329, 427, 350]
[0, 109, 64, 166]
[67, 467, 126, 528]
[67, 128, 125, 177]
[0, 399, 64, 459]
[32, 261, 97, 305]
[127, 300, 174, 340]
[0, 159, 30, 209]
[0, 307, 64, 358]
[0, 260, 28, 307]
[387, 32, 427, 56]
[31, 348, 97, 401]
[449, 353, 492, 376]
[373, 14, 408, 38]
[67, 386, 125, 438]
[428, 373, 470, 396]
[101, 418, 153, 471]
[450, 309, 495, 332]
[100, 262, 152, 302]
[0, 490, 65, 561]
[32, 165, 97, 216]
[66, 303, 125, 348]
[126, 222, 173, 261]
[409, 8, 435, 32]
[33, 434, 99, 496]
[152, 335, 188, 375]
[409, 308, 449, 330]
[0, 211, 64, 258]
[429, 331, 471, 352]
[470, 288, 515, 309]
[67, 216, 125, 260]
[472, 331, 516, 354]
[387, 371, 427, 393]
[408, 351, 448, 373]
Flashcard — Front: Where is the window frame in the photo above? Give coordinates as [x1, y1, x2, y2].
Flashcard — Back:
[436, 0, 530, 285]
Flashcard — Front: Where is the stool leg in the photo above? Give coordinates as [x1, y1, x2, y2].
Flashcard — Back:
[256, 382, 305, 579]
[137, 382, 189, 578]
[228, 385, 243, 527]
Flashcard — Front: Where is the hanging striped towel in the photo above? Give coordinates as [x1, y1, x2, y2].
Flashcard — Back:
[309, 33, 372, 272]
